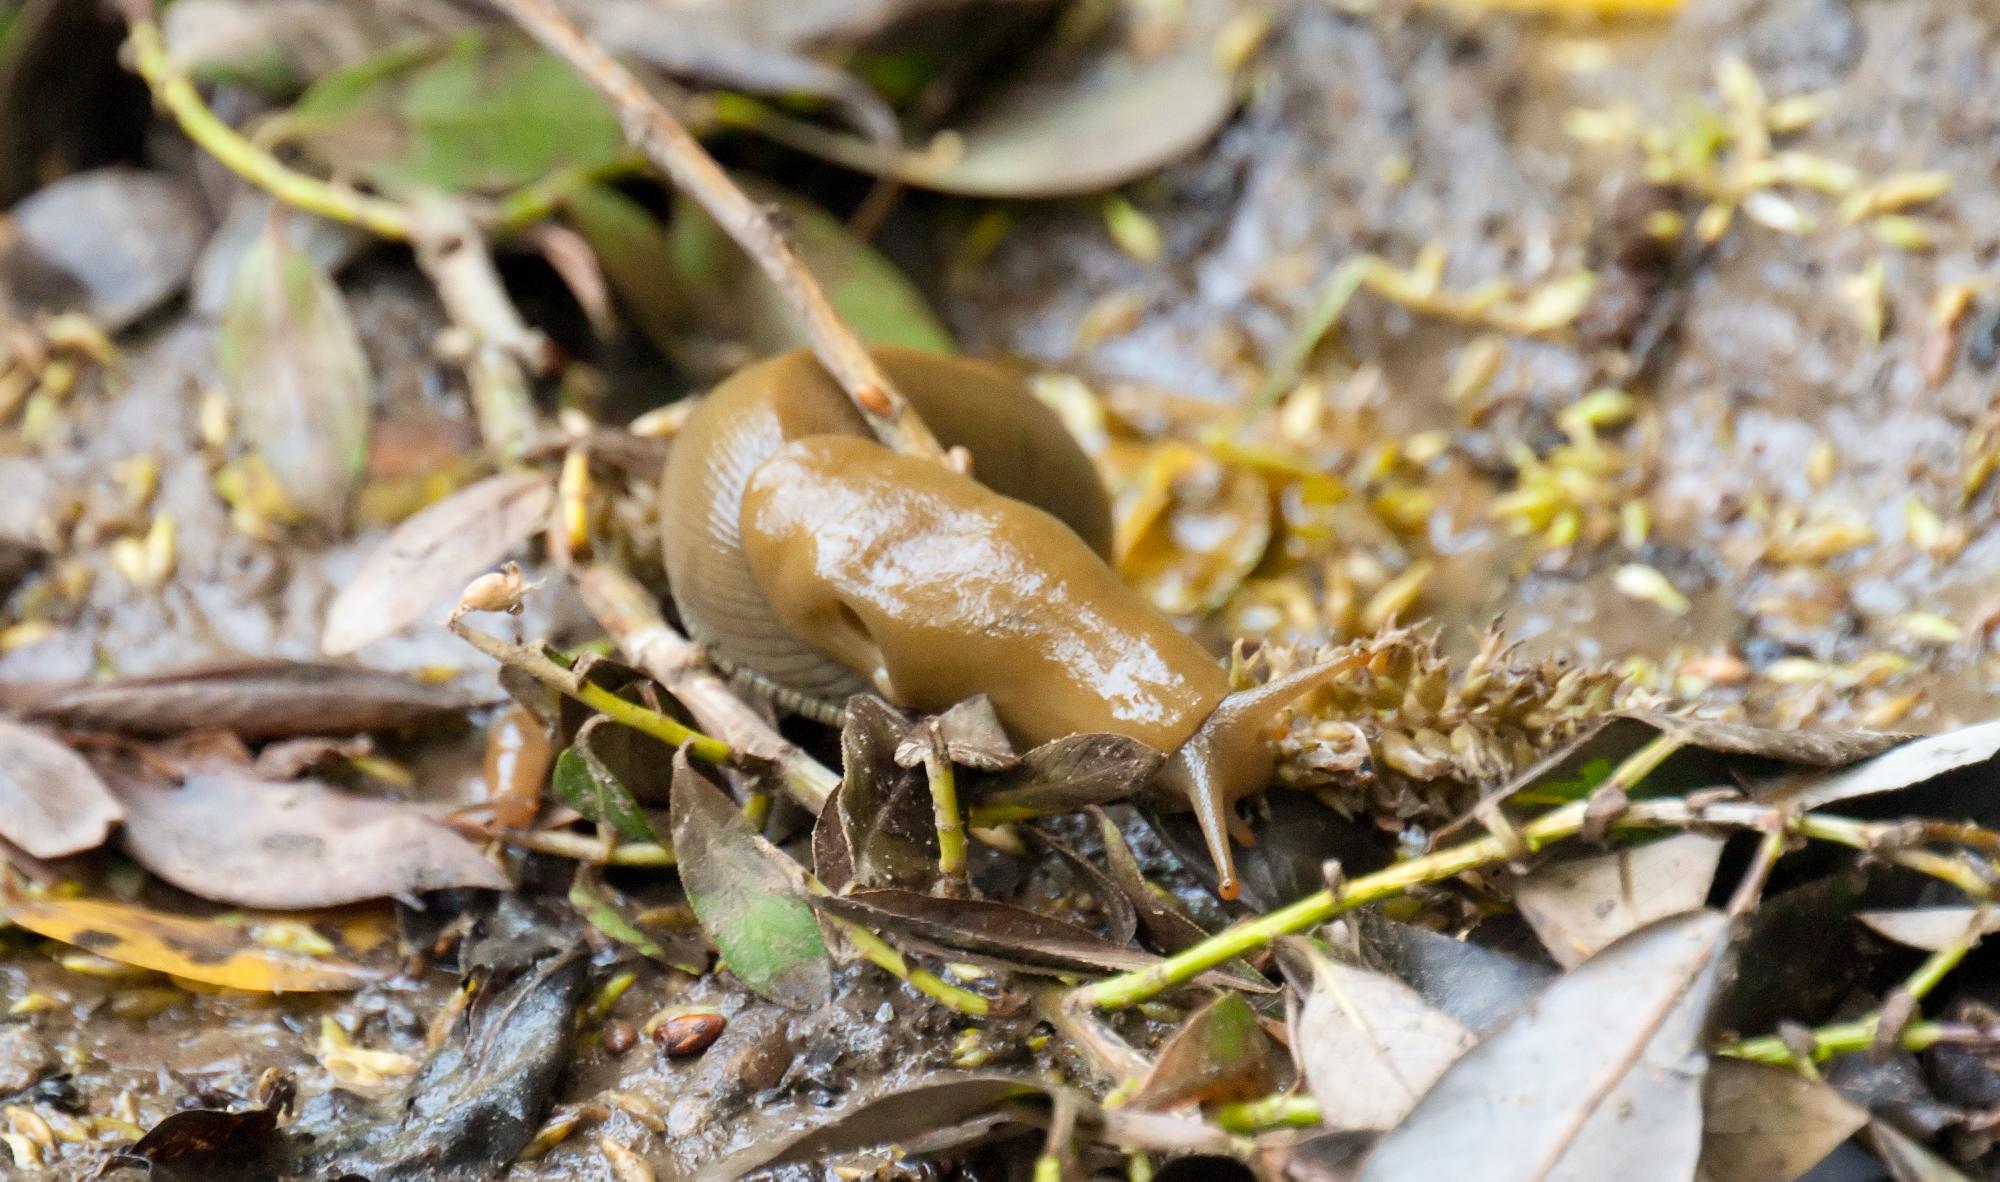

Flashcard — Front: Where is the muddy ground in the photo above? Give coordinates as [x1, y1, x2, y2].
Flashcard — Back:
[6, 0, 2000, 1177]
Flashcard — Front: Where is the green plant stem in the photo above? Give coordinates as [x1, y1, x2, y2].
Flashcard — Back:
[926, 745, 967, 884]
[123, 17, 414, 240]
[1074, 791, 1998, 1012]
[450, 618, 732, 763]
[822, 910, 990, 1016]
[1211, 1093, 1324, 1135]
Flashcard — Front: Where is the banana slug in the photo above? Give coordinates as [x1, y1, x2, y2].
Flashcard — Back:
[660, 346, 1346, 899]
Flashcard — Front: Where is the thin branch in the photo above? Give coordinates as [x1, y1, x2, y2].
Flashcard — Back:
[570, 563, 838, 812]
[490, 0, 948, 463]
[407, 199, 545, 457]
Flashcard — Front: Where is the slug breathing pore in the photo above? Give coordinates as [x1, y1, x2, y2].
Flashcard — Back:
[661, 346, 1355, 900]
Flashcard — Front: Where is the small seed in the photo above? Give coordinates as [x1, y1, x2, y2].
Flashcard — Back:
[651, 1010, 724, 1057]
[602, 1019, 637, 1055]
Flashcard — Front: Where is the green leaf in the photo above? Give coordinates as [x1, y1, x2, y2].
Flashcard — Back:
[561, 184, 686, 359]
[668, 178, 953, 357]
[550, 718, 656, 842]
[217, 222, 372, 528]
[284, 29, 624, 196]
[670, 752, 830, 1009]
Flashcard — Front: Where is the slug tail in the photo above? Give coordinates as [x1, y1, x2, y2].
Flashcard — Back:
[1164, 648, 1370, 902]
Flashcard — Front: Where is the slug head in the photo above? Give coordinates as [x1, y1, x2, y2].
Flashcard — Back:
[1157, 651, 1367, 901]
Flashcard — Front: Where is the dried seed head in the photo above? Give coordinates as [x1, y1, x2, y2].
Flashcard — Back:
[455, 561, 538, 618]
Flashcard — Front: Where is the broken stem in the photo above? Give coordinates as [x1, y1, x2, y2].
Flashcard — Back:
[508, 830, 676, 866]
[570, 563, 839, 812]
[490, 0, 948, 463]
[448, 616, 732, 763]
[926, 740, 968, 885]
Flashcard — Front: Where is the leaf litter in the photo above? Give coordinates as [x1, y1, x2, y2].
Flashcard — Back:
[15, 2, 2000, 1180]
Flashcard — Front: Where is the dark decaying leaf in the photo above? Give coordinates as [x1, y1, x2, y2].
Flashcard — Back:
[813, 888, 1264, 985]
[1337, 911, 1556, 1037]
[106, 1087, 292, 1182]
[670, 753, 831, 1009]
[0, 718, 122, 858]
[285, 29, 624, 197]
[0, 880, 380, 992]
[732, 27, 1239, 198]
[1776, 720, 2000, 811]
[1125, 993, 1287, 1111]
[1867, 1120, 1975, 1182]
[1027, 826, 1137, 946]
[549, 717, 658, 842]
[322, 470, 554, 655]
[970, 732, 1166, 818]
[1355, 910, 1731, 1182]
[1094, 808, 1268, 991]
[15, 659, 473, 738]
[812, 787, 856, 892]
[1710, 871, 1871, 1036]
[896, 695, 1018, 772]
[1146, 787, 1389, 911]
[1858, 908, 2000, 952]
[0, 535, 45, 599]
[5, 167, 207, 330]
[834, 695, 939, 891]
[1694, 1059, 1866, 1182]
[218, 218, 373, 528]
[702, 1074, 1068, 1182]
[1514, 834, 1725, 968]
[111, 766, 508, 908]
[296, 948, 588, 1181]
[1281, 937, 1475, 1132]
[668, 179, 954, 360]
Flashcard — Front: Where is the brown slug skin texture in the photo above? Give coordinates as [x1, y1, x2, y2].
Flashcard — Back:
[660, 345, 1341, 899]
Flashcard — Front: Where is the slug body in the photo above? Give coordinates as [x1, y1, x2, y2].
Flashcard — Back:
[661, 346, 1343, 898]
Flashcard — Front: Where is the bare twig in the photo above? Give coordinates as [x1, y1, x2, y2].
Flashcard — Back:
[570, 563, 838, 811]
[489, 0, 948, 463]
[407, 199, 546, 457]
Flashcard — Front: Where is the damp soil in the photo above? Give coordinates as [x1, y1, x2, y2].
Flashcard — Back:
[9, 0, 2000, 1176]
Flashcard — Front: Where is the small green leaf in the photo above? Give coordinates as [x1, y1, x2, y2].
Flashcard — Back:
[670, 752, 830, 1010]
[217, 222, 372, 528]
[550, 719, 656, 842]
[669, 178, 954, 357]
[284, 30, 624, 197]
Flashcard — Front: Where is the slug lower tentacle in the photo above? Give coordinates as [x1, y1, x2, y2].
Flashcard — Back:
[660, 345, 1342, 899]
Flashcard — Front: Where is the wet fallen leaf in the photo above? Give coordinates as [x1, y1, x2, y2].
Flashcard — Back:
[1856, 907, 2000, 952]
[897, 695, 1017, 772]
[1515, 834, 1725, 967]
[813, 888, 1259, 984]
[0, 719, 122, 858]
[970, 732, 1166, 820]
[110, 766, 508, 909]
[1711, 871, 1870, 1037]
[1867, 1120, 1973, 1181]
[568, 864, 704, 974]
[670, 752, 831, 1009]
[1284, 938, 1475, 1131]
[1028, 827, 1138, 947]
[1356, 910, 1731, 1181]
[298, 948, 588, 1180]
[669, 178, 954, 360]
[1695, 1059, 1866, 1182]
[5, 167, 206, 330]
[0, 880, 378, 992]
[321, 470, 554, 655]
[1126, 992, 1287, 1110]
[191, 189, 370, 317]
[834, 695, 939, 891]
[16, 659, 472, 738]
[550, 717, 659, 842]
[703, 1073, 1064, 1181]
[218, 218, 373, 528]
[1093, 808, 1268, 991]
[1779, 720, 2000, 811]
[1339, 911, 1554, 1036]
[105, 1088, 291, 1182]
[284, 29, 624, 196]
[163, 0, 459, 93]
[729, 27, 1238, 198]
